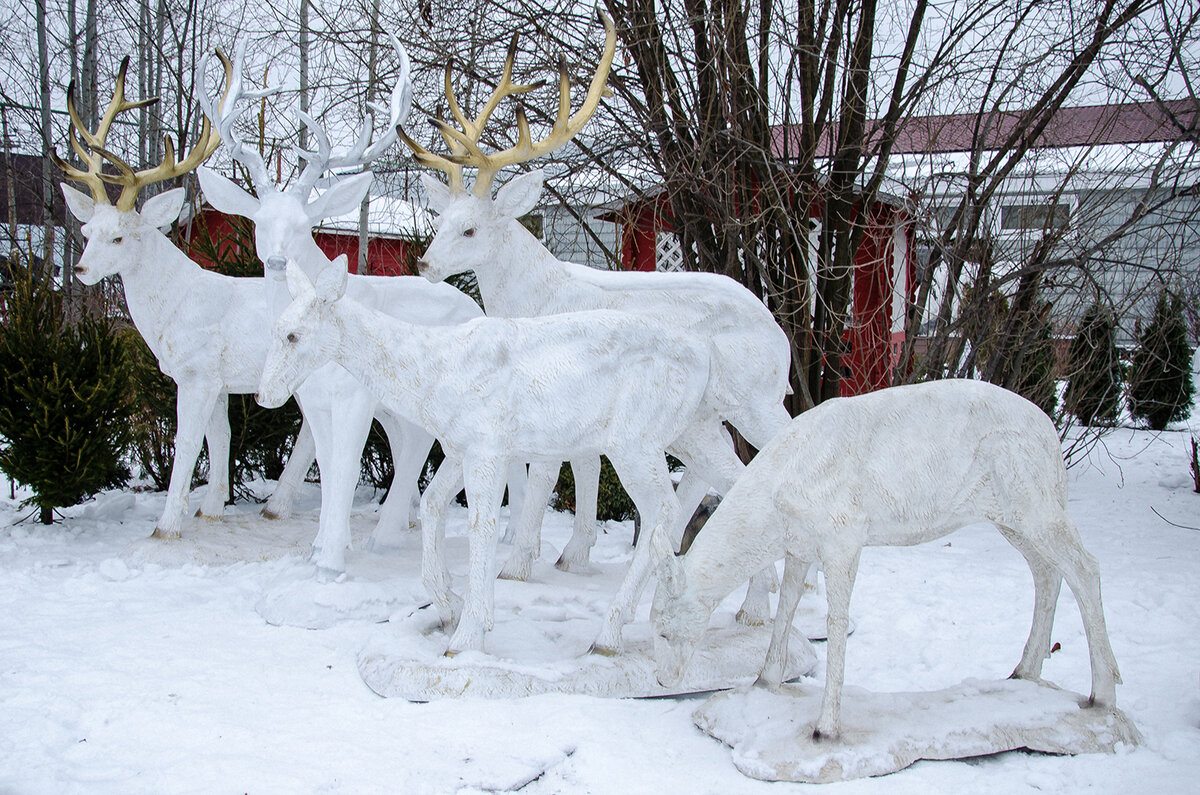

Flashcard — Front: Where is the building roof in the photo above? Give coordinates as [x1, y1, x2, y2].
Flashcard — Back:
[771, 100, 1199, 159]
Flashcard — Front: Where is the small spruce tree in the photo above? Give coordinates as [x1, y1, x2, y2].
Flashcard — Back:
[124, 327, 182, 490]
[1128, 290, 1194, 431]
[0, 262, 133, 523]
[1011, 301, 1059, 420]
[1065, 303, 1123, 427]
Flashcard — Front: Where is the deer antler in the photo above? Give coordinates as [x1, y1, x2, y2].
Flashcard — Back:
[54, 53, 232, 212]
[198, 37, 281, 193]
[50, 56, 159, 205]
[402, 11, 614, 197]
[293, 34, 414, 194]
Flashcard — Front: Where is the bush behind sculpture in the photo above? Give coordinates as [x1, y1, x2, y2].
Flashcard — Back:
[1128, 290, 1194, 430]
[1065, 302, 1123, 427]
[124, 327, 182, 491]
[0, 261, 133, 523]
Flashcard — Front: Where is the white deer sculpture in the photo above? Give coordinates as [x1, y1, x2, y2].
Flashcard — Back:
[650, 379, 1122, 741]
[191, 39, 494, 568]
[257, 257, 748, 655]
[51, 52, 460, 570]
[52, 55, 270, 539]
[403, 14, 792, 619]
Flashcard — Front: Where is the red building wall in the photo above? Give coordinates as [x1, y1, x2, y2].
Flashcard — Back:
[186, 207, 417, 276]
[609, 195, 914, 398]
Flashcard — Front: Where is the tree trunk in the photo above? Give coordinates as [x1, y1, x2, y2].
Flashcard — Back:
[35, 0, 55, 279]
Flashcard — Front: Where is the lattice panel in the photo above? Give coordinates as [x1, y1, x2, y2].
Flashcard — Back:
[655, 231, 686, 272]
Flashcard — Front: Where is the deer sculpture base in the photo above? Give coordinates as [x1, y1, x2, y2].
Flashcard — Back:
[695, 678, 1142, 784]
[358, 609, 817, 701]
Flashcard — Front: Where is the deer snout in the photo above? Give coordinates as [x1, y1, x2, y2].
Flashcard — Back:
[265, 255, 287, 272]
[415, 258, 428, 274]
[73, 265, 87, 276]
[255, 390, 285, 410]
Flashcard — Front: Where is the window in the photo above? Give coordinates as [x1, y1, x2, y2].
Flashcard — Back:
[518, 213, 543, 239]
[1000, 202, 1071, 231]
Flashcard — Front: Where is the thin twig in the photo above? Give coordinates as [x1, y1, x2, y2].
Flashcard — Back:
[1150, 506, 1200, 532]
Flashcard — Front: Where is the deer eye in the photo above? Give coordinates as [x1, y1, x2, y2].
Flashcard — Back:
[462, 227, 476, 238]
[112, 236, 124, 245]
[286, 332, 299, 344]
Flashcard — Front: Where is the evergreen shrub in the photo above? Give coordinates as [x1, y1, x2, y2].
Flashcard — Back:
[1064, 303, 1123, 427]
[1128, 290, 1194, 430]
[0, 262, 133, 523]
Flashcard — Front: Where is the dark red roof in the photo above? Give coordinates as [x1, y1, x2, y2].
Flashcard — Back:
[772, 100, 1199, 158]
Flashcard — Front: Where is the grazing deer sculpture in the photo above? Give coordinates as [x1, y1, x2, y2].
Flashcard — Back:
[402, 13, 791, 623]
[257, 257, 749, 655]
[192, 39, 492, 570]
[650, 380, 1122, 741]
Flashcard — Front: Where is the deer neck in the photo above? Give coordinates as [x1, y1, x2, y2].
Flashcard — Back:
[118, 230, 206, 346]
[290, 234, 332, 278]
[684, 495, 788, 612]
[327, 298, 447, 418]
[472, 220, 568, 318]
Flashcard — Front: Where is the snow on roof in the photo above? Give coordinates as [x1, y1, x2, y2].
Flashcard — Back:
[315, 193, 435, 239]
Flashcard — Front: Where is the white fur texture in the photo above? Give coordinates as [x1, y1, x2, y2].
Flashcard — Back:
[62, 185, 476, 571]
[258, 260, 743, 654]
[652, 379, 1122, 741]
[418, 171, 791, 620]
[64, 185, 285, 539]
[197, 167, 484, 572]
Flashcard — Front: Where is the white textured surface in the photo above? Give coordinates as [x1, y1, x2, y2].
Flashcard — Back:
[654, 380, 1122, 740]
[258, 260, 746, 654]
[1, 428, 1197, 792]
[695, 679, 1142, 783]
[359, 617, 817, 701]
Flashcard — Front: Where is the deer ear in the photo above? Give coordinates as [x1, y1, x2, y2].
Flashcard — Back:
[197, 166, 261, 219]
[420, 173, 454, 214]
[315, 254, 349, 303]
[305, 172, 373, 222]
[285, 260, 316, 302]
[492, 169, 543, 218]
[140, 188, 188, 229]
[61, 184, 96, 223]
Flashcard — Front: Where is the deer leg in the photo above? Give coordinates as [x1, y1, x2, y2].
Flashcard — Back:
[815, 547, 861, 741]
[196, 392, 230, 519]
[154, 383, 221, 540]
[263, 419, 315, 520]
[1000, 526, 1062, 683]
[369, 413, 432, 551]
[557, 456, 601, 571]
[504, 460, 527, 543]
[298, 380, 376, 575]
[420, 457, 464, 630]
[1039, 516, 1121, 707]
[500, 460, 558, 581]
[591, 452, 679, 654]
[757, 554, 813, 690]
[446, 455, 508, 655]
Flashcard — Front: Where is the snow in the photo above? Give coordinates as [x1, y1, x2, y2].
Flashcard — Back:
[2, 427, 1199, 793]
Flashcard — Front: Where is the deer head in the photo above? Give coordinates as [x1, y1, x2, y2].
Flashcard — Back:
[403, 12, 614, 283]
[257, 256, 349, 409]
[647, 526, 708, 688]
[197, 36, 410, 273]
[55, 55, 231, 284]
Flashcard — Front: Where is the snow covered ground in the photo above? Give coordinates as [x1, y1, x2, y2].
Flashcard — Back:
[1, 427, 1198, 793]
